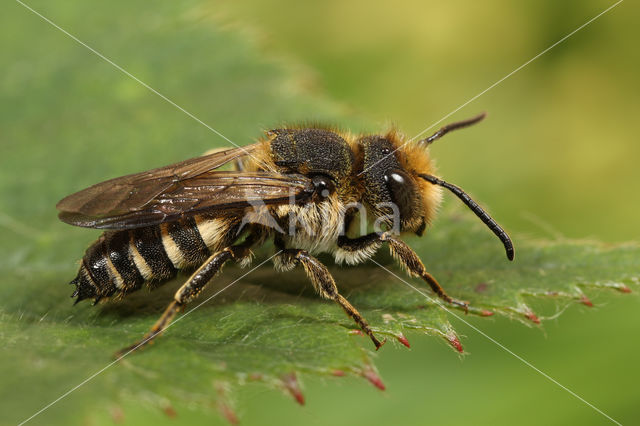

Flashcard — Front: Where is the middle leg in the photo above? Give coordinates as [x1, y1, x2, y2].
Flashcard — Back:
[276, 248, 385, 350]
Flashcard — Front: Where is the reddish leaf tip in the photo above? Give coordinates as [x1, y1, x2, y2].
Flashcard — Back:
[580, 295, 594, 307]
[475, 282, 489, 293]
[362, 367, 386, 391]
[332, 369, 345, 377]
[525, 311, 541, 324]
[282, 373, 305, 405]
[480, 309, 495, 317]
[109, 406, 124, 424]
[215, 382, 238, 425]
[163, 405, 177, 418]
[396, 334, 411, 348]
[619, 285, 632, 293]
[349, 329, 365, 336]
[447, 334, 464, 353]
[219, 403, 238, 425]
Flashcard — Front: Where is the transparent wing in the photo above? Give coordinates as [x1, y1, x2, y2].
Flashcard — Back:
[57, 144, 314, 229]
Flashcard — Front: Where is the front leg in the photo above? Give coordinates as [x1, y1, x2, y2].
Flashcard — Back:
[337, 233, 468, 311]
[275, 248, 385, 350]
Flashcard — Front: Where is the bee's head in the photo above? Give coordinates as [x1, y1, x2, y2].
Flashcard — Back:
[359, 130, 441, 235]
[359, 112, 514, 261]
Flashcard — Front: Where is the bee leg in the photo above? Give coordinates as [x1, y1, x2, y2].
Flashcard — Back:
[337, 233, 468, 311]
[380, 235, 469, 311]
[277, 248, 385, 350]
[114, 246, 245, 358]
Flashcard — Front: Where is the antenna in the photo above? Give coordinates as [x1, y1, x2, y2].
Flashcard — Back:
[419, 173, 514, 261]
[419, 112, 486, 145]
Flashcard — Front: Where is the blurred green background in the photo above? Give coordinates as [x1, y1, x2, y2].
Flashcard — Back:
[2, 0, 639, 425]
[216, 0, 640, 244]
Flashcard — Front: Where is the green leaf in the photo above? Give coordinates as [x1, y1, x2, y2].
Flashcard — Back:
[1, 1, 637, 425]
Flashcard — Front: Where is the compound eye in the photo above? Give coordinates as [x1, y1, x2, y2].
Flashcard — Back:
[312, 175, 334, 199]
[385, 171, 406, 186]
[384, 169, 417, 222]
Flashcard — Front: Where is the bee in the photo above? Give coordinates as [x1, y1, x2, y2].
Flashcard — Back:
[57, 112, 513, 356]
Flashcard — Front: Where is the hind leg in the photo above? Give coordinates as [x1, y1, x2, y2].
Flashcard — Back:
[114, 238, 257, 358]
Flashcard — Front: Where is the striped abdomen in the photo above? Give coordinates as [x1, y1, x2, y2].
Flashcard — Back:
[71, 216, 236, 303]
